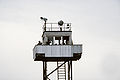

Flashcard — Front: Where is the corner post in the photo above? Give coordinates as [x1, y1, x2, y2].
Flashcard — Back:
[43, 61, 47, 80]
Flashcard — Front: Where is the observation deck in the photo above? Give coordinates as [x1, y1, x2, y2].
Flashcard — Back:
[33, 21, 82, 61]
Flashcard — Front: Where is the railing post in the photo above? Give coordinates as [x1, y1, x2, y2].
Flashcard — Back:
[51, 23, 52, 31]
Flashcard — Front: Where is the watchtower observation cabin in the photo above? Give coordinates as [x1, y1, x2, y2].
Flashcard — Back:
[33, 20, 82, 61]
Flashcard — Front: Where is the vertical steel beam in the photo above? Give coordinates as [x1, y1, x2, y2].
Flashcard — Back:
[57, 61, 59, 80]
[43, 61, 47, 80]
[43, 61, 44, 80]
[68, 61, 72, 80]
[68, 61, 70, 80]
[70, 61, 72, 80]
[45, 61, 47, 80]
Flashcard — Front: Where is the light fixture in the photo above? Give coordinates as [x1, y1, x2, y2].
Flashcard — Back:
[58, 20, 64, 26]
[40, 17, 48, 22]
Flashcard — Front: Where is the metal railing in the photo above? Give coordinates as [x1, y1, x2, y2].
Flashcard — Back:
[43, 23, 71, 31]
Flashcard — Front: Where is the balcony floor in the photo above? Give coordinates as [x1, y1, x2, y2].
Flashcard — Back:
[34, 53, 82, 61]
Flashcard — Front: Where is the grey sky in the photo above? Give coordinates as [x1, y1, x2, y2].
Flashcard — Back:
[0, 0, 120, 80]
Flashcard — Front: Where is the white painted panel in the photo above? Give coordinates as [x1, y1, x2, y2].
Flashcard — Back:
[61, 46, 65, 57]
[79, 45, 82, 53]
[51, 46, 61, 57]
[68, 46, 72, 57]
[33, 45, 82, 58]
[73, 45, 82, 53]
[45, 46, 52, 57]
[65, 46, 68, 56]
[73, 46, 78, 53]
[60, 46, 72, 57]
[36, 46, 44, 53]
[77, 46, 81, 53]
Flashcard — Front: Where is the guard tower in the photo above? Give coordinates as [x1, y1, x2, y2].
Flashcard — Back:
[33, 17, 82, 80]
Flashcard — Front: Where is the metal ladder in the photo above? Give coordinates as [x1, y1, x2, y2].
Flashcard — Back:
[57, 61, 66, 80]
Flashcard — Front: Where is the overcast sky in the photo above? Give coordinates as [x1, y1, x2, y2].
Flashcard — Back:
[0, 0, 120, 80]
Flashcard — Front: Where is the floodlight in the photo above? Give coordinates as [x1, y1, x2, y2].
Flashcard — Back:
[58, 20, 64, 26]
[40, 17, 43, 19]
[67, 23, 70, 26]
[40, 17, 48, 22]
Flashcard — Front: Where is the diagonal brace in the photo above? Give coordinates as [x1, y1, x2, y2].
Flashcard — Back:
[46, 61, 67, 77]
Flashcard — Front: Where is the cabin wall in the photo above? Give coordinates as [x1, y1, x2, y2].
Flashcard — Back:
[33, 45, 82, 59]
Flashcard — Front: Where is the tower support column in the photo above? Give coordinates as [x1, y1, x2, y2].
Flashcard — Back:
[70, 61, 72, 80]
[43, 61, 47, 80]
[68, 61, 72, 80]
